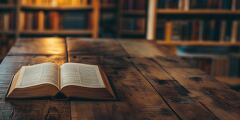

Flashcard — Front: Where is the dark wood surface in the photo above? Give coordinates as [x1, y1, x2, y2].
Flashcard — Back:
[0, 38, 240, 120]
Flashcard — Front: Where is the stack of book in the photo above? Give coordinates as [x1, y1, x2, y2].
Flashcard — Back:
[157, 19, 240, 42]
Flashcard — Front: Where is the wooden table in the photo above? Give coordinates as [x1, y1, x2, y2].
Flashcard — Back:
[0, 37, 240, 120]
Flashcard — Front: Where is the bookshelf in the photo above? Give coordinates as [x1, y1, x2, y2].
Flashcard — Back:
[0, 0, 121, 39]
[147, 0, 240, 46]
[99, 0, 118, 38]
[0, 0, 240, 45]
[118, 0, 148, 38]
[0, 0, 16, 61]
[17, 0, 97, 38]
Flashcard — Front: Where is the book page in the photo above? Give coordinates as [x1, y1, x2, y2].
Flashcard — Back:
[60, 63, 105, 88]
[16, 63, 59, 88]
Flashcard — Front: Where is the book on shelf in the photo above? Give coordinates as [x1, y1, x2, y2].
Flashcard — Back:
[231, 20, 238, 42]
[61, 12, 89, 29]
[99, 12, 117, 37]
[156, 20, 166, 40]
[190, 0, 233, 10]
[6, 62, 115, 100]
[100, 0, 116, 5]
[0, 13, 15, 31]
[122, 0, 146, 10]
[237, 0, 240, 10]
[156, 19, 240, 42]
[44, 11, 60, 30]
[158, 0, 182, 9]
[19, 11, 90, 31]
[157, 0, 236, 10]
[0, 0, 15, 4]
[121, 18, 145, 32]
[238, 21, 240, 41]
[220, 20, 232, 42]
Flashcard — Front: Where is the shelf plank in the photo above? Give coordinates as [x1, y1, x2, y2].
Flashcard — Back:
[120, 30, 145, 35]
[157, 41, 240, 46]
[21, 5, 93, 11]
[157, 9, 240, 15]
[100, 4, 116, 10]
[20, 30, 93, 36]
[0, 30, 16, 35]
[0, 4, 15, 11]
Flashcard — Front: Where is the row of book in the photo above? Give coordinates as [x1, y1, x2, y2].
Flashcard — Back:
[19, 11, 90, 31]
[121, 0, 147, 10]
[157, 20, 240, 42]
[190, 0, 233, 9]
[21, 0, 92, 6]
[0, 13, 15, 31]
[158, 0, 240, 10]
[121, 18, 146, 32]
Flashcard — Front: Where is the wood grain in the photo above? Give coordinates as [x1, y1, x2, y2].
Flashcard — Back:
[8, 38, 66, 56]
[154, 58, 240, 120]
[67, 38, 128, 57]
[120, 40, 165, 58]
[0, 38, 240, 119]
[0, 39, 68, 120]
[132, 58, 217, 120]
[70, 57, 179, 120]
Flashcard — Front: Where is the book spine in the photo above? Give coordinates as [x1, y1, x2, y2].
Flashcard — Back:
[49, 12, 59, 30]
[220, 21, 226, 42]
[3, 13, 10, 31]
[238, 21, 240, 41]
[178, 0, 184, 10]
[232, 0, 237, 10]
[231, 20, 238, 42]
[165, 20, 173, 42]
[38, 11, 45, 31]
[19, 12, 25, 31]
[184, 0, 190, 11]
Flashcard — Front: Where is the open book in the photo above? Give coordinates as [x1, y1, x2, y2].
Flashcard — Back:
[6, 63, 115, 100]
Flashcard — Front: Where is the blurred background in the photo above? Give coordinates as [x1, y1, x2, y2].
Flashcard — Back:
[0, 0, 240, 88]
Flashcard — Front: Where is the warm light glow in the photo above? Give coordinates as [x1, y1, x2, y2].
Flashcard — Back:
[42, 37, 65, 54]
